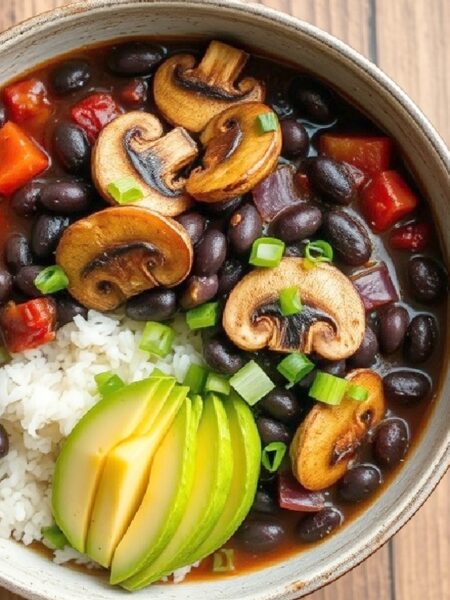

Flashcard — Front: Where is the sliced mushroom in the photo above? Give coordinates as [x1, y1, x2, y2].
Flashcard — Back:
[153, 40, 265, 133]
[186, 103, 282, 203]
[56, 206, 192, 311]
[92, 111, 198, 216]
[223, 257, 365, 360]
[290, 369, 386, 491]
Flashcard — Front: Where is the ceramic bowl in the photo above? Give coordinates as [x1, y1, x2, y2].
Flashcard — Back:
[0, 1, 448, 599]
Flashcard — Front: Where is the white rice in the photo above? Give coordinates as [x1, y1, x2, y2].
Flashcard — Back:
[0, 310, 203, 580]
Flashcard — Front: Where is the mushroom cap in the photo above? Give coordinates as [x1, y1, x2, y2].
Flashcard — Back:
[56, 206, 192, 311]
[290, 369, 386, 491]
[222, 257, 365, 360]
[153, 41, 265, 133]
[92, 111, 198, 216]
[186, 102, 282, 204]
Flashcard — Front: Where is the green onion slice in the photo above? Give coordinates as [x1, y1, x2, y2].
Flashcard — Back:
[186, 302, 220, 330]
[34, 265, 69, 294]
[249, 237, 285, 268]
[309, 371, 348, 405]
[205, 372, 231, 396]
[94, 371, 125, 396]
[212, 548, 235, 573]
[277, 352, 314, 386]
[279, 286, 303, 316]
[261, 441, 287, 473]
[304, 240, 334, 264]
[347, 383, 369, 402]
[230, 360, 275, 406]
[256, 112, 279, 133]
[183, 363, 208, 394]
[139, 321, 175, 357]
[107, 176, 144, 204]
[41, 524, 68, 550]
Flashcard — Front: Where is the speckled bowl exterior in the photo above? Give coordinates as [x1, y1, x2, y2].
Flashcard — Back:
[0, 2, 448, 599]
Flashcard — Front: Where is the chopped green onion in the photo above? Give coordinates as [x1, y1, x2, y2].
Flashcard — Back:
[151, 367, 172, 378]
[205, 372, 231, 396]
[347, 383, 369, 402]
[230, 360, 275, 406]
[304, 240, 334, 264]
[279, 286, 302, 316]
[277, 352, 314, 386]
[107, 176, 144, 204]
[139, 321, 175, 357]
[183, 363, 208, 394]
[257, 112, 279, 133]
[261, 441, 287, 473]
[186, 302, 220, 330]
[249, 237, 285, 268]
[212, 548, 235, 573]
[0, 346, 11, 366]
[94, 371, 125, 396]
[41, 524, 68, 550]
[34, 265, 69, 294]
[309, 371, 348, 405]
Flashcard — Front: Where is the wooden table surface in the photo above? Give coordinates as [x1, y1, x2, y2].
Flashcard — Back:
[0, 1, 448, 599]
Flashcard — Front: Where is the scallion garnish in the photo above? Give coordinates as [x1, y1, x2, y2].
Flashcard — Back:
[212, 548, 235, 573]
[34, 265, 69, 294]
[261, 441, 287, 473]
[139, 321, 175, 357]
[256, 112, 279, 134]
[230, 360, 275, 406]
[304, 240, 334, 266]
[309, 371, 348, 405]
[186, 302, 220, 330]
[347, 383, 369, 402]
[279, 286, 302, 316]
[107, 176, 144, 204]
[183, 363, 208, 394]
[94, 371, 125, 396]
[277, 352, 314, 386]
[205, 372, 231, 396]
[249, 237, 285, 268]
[41, 524, 68, 550]
[151, 367, 172, 379]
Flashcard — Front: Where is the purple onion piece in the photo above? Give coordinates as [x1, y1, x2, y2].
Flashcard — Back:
[252, 165, 305, 222]
[278, 471, 325, 513]
[352, 262, 399, 311]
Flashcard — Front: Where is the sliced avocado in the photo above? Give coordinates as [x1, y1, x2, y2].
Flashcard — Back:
[110, 391, 200, 585]
[122, 393, 233, 590]
[85, 380, 184, 567]
[52, 376, 171, 552]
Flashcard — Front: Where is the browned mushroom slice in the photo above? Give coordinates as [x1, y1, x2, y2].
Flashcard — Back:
[92, 111, 198, 216]
[56, 206, 192, 311]
[290, 369, 386, 491]
[153, 40, 265, 133]
[186, 103, 282, 204]
[222, 257, 365, 360]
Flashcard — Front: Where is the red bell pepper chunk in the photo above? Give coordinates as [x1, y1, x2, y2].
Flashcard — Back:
[71, 93, 122, 142]
[0, 122, 49, 195]
[0, 298, 56, 353]
[360, 170, 419, 232]
[390, 221, 431, 252]
[278, 471, 325, 512]
[118, 79, 148, 108]
[3, 78, 51, 125]
[320, 134, 392, 176]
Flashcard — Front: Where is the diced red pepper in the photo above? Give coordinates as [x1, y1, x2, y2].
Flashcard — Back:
[320, 134, 392, 176]
[118, 79, 148, 108]
[0, 122, 49, 195]
[3, 78, 51, 125]
[0, 298, 56, 353]
[360, 170, 419, 232]
[389, 221, 431, 252]
[352, 262, 399, 311]
[71, 93, 122, 142]
[278, 471, 325, 512]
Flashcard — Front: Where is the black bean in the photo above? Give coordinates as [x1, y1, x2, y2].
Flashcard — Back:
[378, 305, 410, 354]
[252, 488, 278, 514]
[180, 275, 218, 309]
[290, 78, 334, 124]
[107, 42, 163, 76]
[203, 336, 245, 375]
[228, 203, 262, 254]
[202, 196, 242, 217]
[259, 388, 301, 424]
[236, 516, 286, 552]
[217, 258, 246, 296]
[322, 210, 371, 266]
[40, 181, 93, 214]
[49, 59, 92, 95]
[31, 215, 70, 259]
[349, 327, 378, 367]
[11, 181, 43, 218]
[297, 508, 342, 543]
[53, 122, 91, 175]
[404, 314, 437, 363]
[125, 289, 177, 322]
[408, 256, 447, 303]
[0, 269, 13, 304]
[0, 100, 6, 127]
[383, 370, 431, 405]
[373, 419, 409, 468]
[5, 234, 33, 273]
[338, 465, 381, 502]
[0, 424, 9, 459]
[194, 229, 227, 276]
[256, 416, 291, 445]
[284, 244, 303, 257]
[307, 157, 356, 205]
[15, 266, 45, 298]
[319, 359, 346, 377]
[175, 212, 206, 246]
[280, 119, 309, 157]
[270, 204, 322, 244]
[55, 294, 88, 327]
